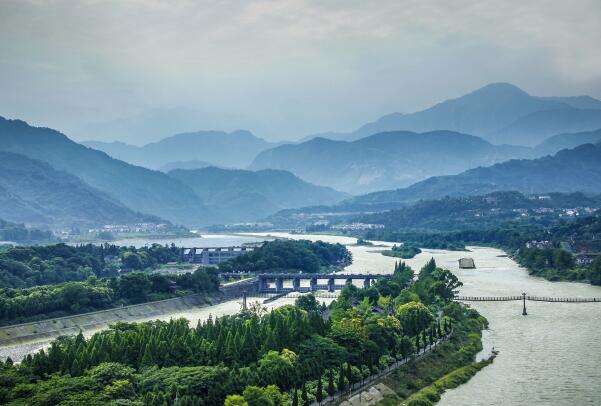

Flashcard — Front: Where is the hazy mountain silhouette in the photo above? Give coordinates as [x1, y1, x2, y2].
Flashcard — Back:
[250, 130, 530, 194]
[0, 116, 212, 225]
[0, 151, 158, 228]
[303, 83, 601, 146]
[84, 130, 277, 169]
[168, 167, 348, 223]
[348, 142, 601, 206]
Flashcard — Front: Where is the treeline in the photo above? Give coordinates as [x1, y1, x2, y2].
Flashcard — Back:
[218, 240, 352, 274]
[0, 243, 181, 289]
[0, 218, 54, 244]
[0, 268, 219, 325]
[0, 259, 484, 406]
[515, 247, 601, 284]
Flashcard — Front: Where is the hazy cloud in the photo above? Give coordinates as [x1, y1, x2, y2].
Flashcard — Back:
[1, 0, 600, 141]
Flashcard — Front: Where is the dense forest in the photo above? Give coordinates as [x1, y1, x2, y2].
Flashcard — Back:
[218, 240, 352, 273]
[0, 259, 486, 406]
[0, 243, 183, 289]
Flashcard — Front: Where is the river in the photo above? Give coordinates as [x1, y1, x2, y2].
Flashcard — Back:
[262, 233, 601, 406]
[3, 233, 600, 405]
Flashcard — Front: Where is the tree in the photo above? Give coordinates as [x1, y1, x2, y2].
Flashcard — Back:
[316, 376, 323, 404]
[327, 369, 335, 397]
[226, 395, 249, 406]
[292, 388, 299, 406]
[295, 294, 320, 313]
[337, 366, 345, 391]
[301, 384, 308, 406]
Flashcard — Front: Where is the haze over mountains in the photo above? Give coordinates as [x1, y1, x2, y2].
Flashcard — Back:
[304, 83, 601, 146]
[348, 142, 601, 207]
[2, 82, 601, 230]
[84, 130, 277, 170]
[0, 151, 156, 228]
[168, 167, 347, 223]
[250, 130, 529, 194]
[0, 117, 346, 228]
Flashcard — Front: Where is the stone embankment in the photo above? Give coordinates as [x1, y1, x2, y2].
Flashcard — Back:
[0, 278, 258, 348]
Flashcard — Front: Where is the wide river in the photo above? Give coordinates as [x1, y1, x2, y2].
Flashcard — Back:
[3, 233, 600, 405]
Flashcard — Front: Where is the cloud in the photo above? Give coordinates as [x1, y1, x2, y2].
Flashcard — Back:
[0, 0, 600, 140]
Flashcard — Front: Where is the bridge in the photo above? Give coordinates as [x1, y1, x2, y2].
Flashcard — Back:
[220, 273, 392, 293]
[455, 293, 601, 315]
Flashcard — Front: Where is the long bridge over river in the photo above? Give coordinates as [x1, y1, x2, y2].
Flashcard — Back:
[455, 293, 601, 315]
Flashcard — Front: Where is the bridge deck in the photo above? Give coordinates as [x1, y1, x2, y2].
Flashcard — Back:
[456, 296, 601, 303]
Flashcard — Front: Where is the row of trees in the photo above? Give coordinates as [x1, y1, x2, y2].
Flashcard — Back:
[0, 257, 475, 406]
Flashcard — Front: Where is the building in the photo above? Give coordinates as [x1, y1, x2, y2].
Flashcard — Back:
[575, 253, 600, 266]
[181, 246, 257, 265]
[458, 258, 476, 269]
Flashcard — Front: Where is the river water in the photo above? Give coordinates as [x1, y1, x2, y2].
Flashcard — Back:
[3, 233, 600, 405]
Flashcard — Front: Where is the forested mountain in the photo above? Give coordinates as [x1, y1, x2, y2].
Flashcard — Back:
[349, 143, 601, 206]
[0, 152, 157, 228]
[303, 83, 601, 146]
[250, 130, 529, 194]
[0, 116, 212, 226]
[84, 130, 277, 169]
[168, 167, 348, 223]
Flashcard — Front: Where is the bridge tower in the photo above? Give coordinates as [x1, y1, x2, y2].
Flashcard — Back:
[522, 292, 527, 316]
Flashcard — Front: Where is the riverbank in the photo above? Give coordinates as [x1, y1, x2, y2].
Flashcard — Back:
[373, 306, 489, 406]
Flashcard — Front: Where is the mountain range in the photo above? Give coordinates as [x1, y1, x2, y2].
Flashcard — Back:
[348, 142, 601, 207]
[168, 167, 347, 223]
[0, 151, 156, 228]
[250, 130, 530, 194]
[303, 83, 601, 146]
[0, 116, 346, 227]
[84, 130, 277, 170]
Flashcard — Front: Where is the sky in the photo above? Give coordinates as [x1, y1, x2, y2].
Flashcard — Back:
[1, 0, 600, 144]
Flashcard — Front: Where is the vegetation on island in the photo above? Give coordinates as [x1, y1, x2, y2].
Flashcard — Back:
[382, 244, 422, 259]
[0, 258, 488, 406]
[218, 239, 352, 274]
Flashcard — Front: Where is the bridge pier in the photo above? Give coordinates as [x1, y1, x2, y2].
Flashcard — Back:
[346, 278, 353, 286]
[310, 277, 317, 292]
[275, 277, 284, 292]
[328, 278, 335, 292]
[363, 278, 371, 288]
[522, 292, 527, 316]
[292, 278, 300, 291]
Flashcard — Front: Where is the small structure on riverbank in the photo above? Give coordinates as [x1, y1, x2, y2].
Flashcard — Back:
[459, 257, 476, 269]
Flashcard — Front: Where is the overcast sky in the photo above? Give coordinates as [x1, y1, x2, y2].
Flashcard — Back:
[1, 0, 600, 143]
